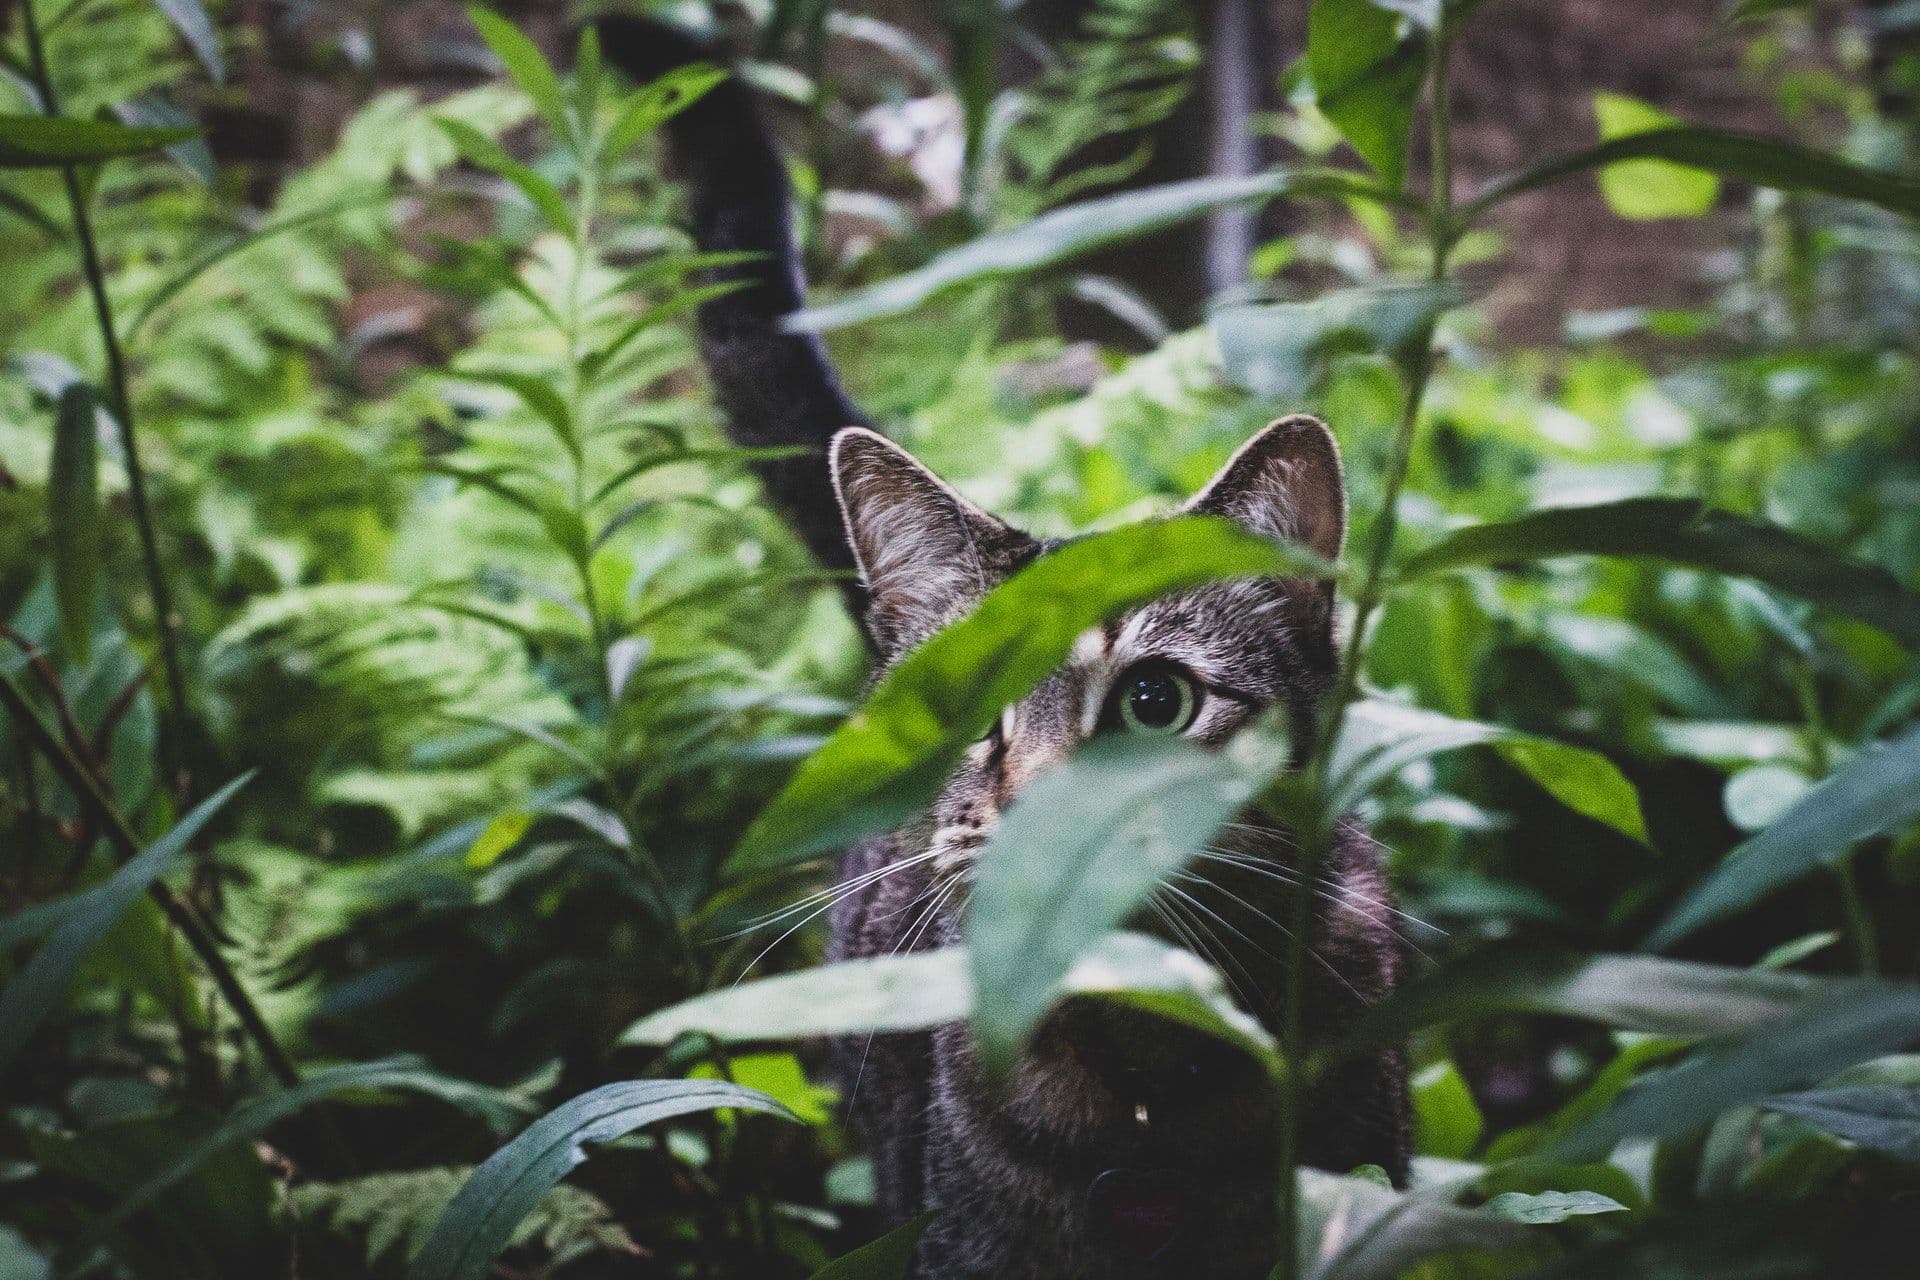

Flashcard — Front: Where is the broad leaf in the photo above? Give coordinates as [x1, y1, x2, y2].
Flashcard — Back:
[1298, 1167, 1541, 1280]
[1333, 699, 1649, 844]
[785, 170, 1395, 332]
[810, 1214, 934, 1279]
[0, 773, 252, 1077]
[725, 517, 1325, 874]
[409, 1080, 798, 1280]
[0, 115, 197, 168]
[1463, 125, 1920, 226]
[622, 933, 1274, 1066]
[73, 1057, 536, 1259]
[1307, 0, 1425, 188]
[1553, 981, 1920, 1161]
[1401, 497, 1920, 650]
[1482, 1189, 1627, 1223]
[967, 730, 1285, 1078]
[1762, 1087, 1920, 1163]
[1214, 282, 1459, 399]
[1592, 93, 1720, 219]
[1338, 945, 1826, 1053]
[1646, 725, 1920, 948]
[48, 383, 102, 664]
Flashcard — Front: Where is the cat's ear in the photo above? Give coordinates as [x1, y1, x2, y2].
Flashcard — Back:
[1184, 415, 1346, 563]
[830, 427, 1035, 657]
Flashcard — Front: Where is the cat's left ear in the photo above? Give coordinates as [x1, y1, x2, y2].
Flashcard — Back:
[1183, 415, 1345, 562]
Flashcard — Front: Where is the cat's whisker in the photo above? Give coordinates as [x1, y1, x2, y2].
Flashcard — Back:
[730, 852, 942, 983]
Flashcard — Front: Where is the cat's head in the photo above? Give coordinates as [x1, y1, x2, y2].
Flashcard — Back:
[830, 416, 1347, 884]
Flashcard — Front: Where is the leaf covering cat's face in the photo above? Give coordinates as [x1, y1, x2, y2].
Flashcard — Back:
[829, 417, 1348, 879]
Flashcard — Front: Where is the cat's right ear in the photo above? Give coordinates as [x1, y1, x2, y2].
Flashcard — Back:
[830, 428, 1035, 658]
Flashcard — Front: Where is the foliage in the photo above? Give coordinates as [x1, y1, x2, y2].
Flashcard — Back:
[4, 0, 1920, 1277]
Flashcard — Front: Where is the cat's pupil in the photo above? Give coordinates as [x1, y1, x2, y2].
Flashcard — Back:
[1128, 675, 1182, 728]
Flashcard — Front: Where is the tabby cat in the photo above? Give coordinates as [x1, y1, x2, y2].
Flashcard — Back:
[600, 19, 1409, 1278]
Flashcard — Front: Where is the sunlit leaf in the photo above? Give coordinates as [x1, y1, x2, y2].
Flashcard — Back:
[1307, 0, 1425, 188]
[1592, 93, 1720, 219]
[466, 811, 533, 869]
[726, 518, 1327, 874]
[1482, 1189, 1627, 1224]
[1463, 126, 1920, 226]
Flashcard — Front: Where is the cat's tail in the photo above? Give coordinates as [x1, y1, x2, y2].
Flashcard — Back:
[596, 15, 865, 581]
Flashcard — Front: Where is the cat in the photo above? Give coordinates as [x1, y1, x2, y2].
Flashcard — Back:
[599, 19, 1410, 1278]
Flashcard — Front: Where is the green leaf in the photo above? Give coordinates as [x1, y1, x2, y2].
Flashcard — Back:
[1553, 982, 1920, 1161]
[725, 517, 1327, 873]
[72, 1057, 536, 1261]
[1591, 93, 1721, 219]
[1413, 1060, 1483, 1159]
[466, 811, 533, 869]
[0, 186, 61, 237]
[450, 367, 577, 455]
[1646, 725, 1920, 949]
[48, 383, 102, 665]
[1338, 945, 1826, 1053]
[1463, 125, 1920, 226]
[1761, 1087, 1920, 1163]
[0, 115, 198, 168]
[622, 932, 1274, 1068]
[966, 730, 1285, 1079]
[1297, 1167, 1541, 1280]
[785, 170, 1398, 332]
[605, 63, 729, 160]
[1334, 699, 1649, 844]
[408, 1080, 797, 1280]
[1307, 0, 1425, 188]
[690, 1052, 836, 1126]
[467, 6, 568, 140]
[1401, 497, 1920, 650]
[433, 117, 573, 238]
[810, 1214, 933, 1280]
[0, 772, 252, 1078]
[1214, 282, 1460, 399]
[1482, 1189, 1627, 1224]
[153, 0, 227, 84]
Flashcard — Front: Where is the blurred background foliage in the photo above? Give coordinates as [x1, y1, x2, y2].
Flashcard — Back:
[3, 0, 1920, 1276]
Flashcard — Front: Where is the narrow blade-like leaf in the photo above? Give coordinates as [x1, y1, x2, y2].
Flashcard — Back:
[0, 115, 197, 168]
[408, 1080, 797, 1280]
[1646, 725, 1920, 949]
[467, 6, 568, 139]
[1401, 497, 1920, 649]
[0, 772, 253, 1077]
[48, 383, 102, 664]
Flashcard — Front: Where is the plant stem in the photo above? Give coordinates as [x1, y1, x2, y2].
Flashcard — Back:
[1795, 665, 1880, 975]
[1273, 19, 1456, 1278]
[0, 674, 300, 1088]
[21, 0, 193, 806]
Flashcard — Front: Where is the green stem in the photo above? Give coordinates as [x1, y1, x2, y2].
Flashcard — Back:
[1795, 666, 1879, 975]
[0, 674, 299, 1088]
[1274, 21, 1456, 1278]
[21, 0, 193, 807]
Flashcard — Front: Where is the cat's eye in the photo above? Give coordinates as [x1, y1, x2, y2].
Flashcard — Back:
[1107, 660, 1201, 736]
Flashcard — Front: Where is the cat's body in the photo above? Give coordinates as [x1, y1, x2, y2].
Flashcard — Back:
[601, 20, 1409, 1277]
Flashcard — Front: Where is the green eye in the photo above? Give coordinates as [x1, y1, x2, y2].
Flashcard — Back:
[1112, 661, 1200, 735]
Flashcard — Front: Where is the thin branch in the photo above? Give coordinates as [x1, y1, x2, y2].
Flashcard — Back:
[0, 675, 301, 1088]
